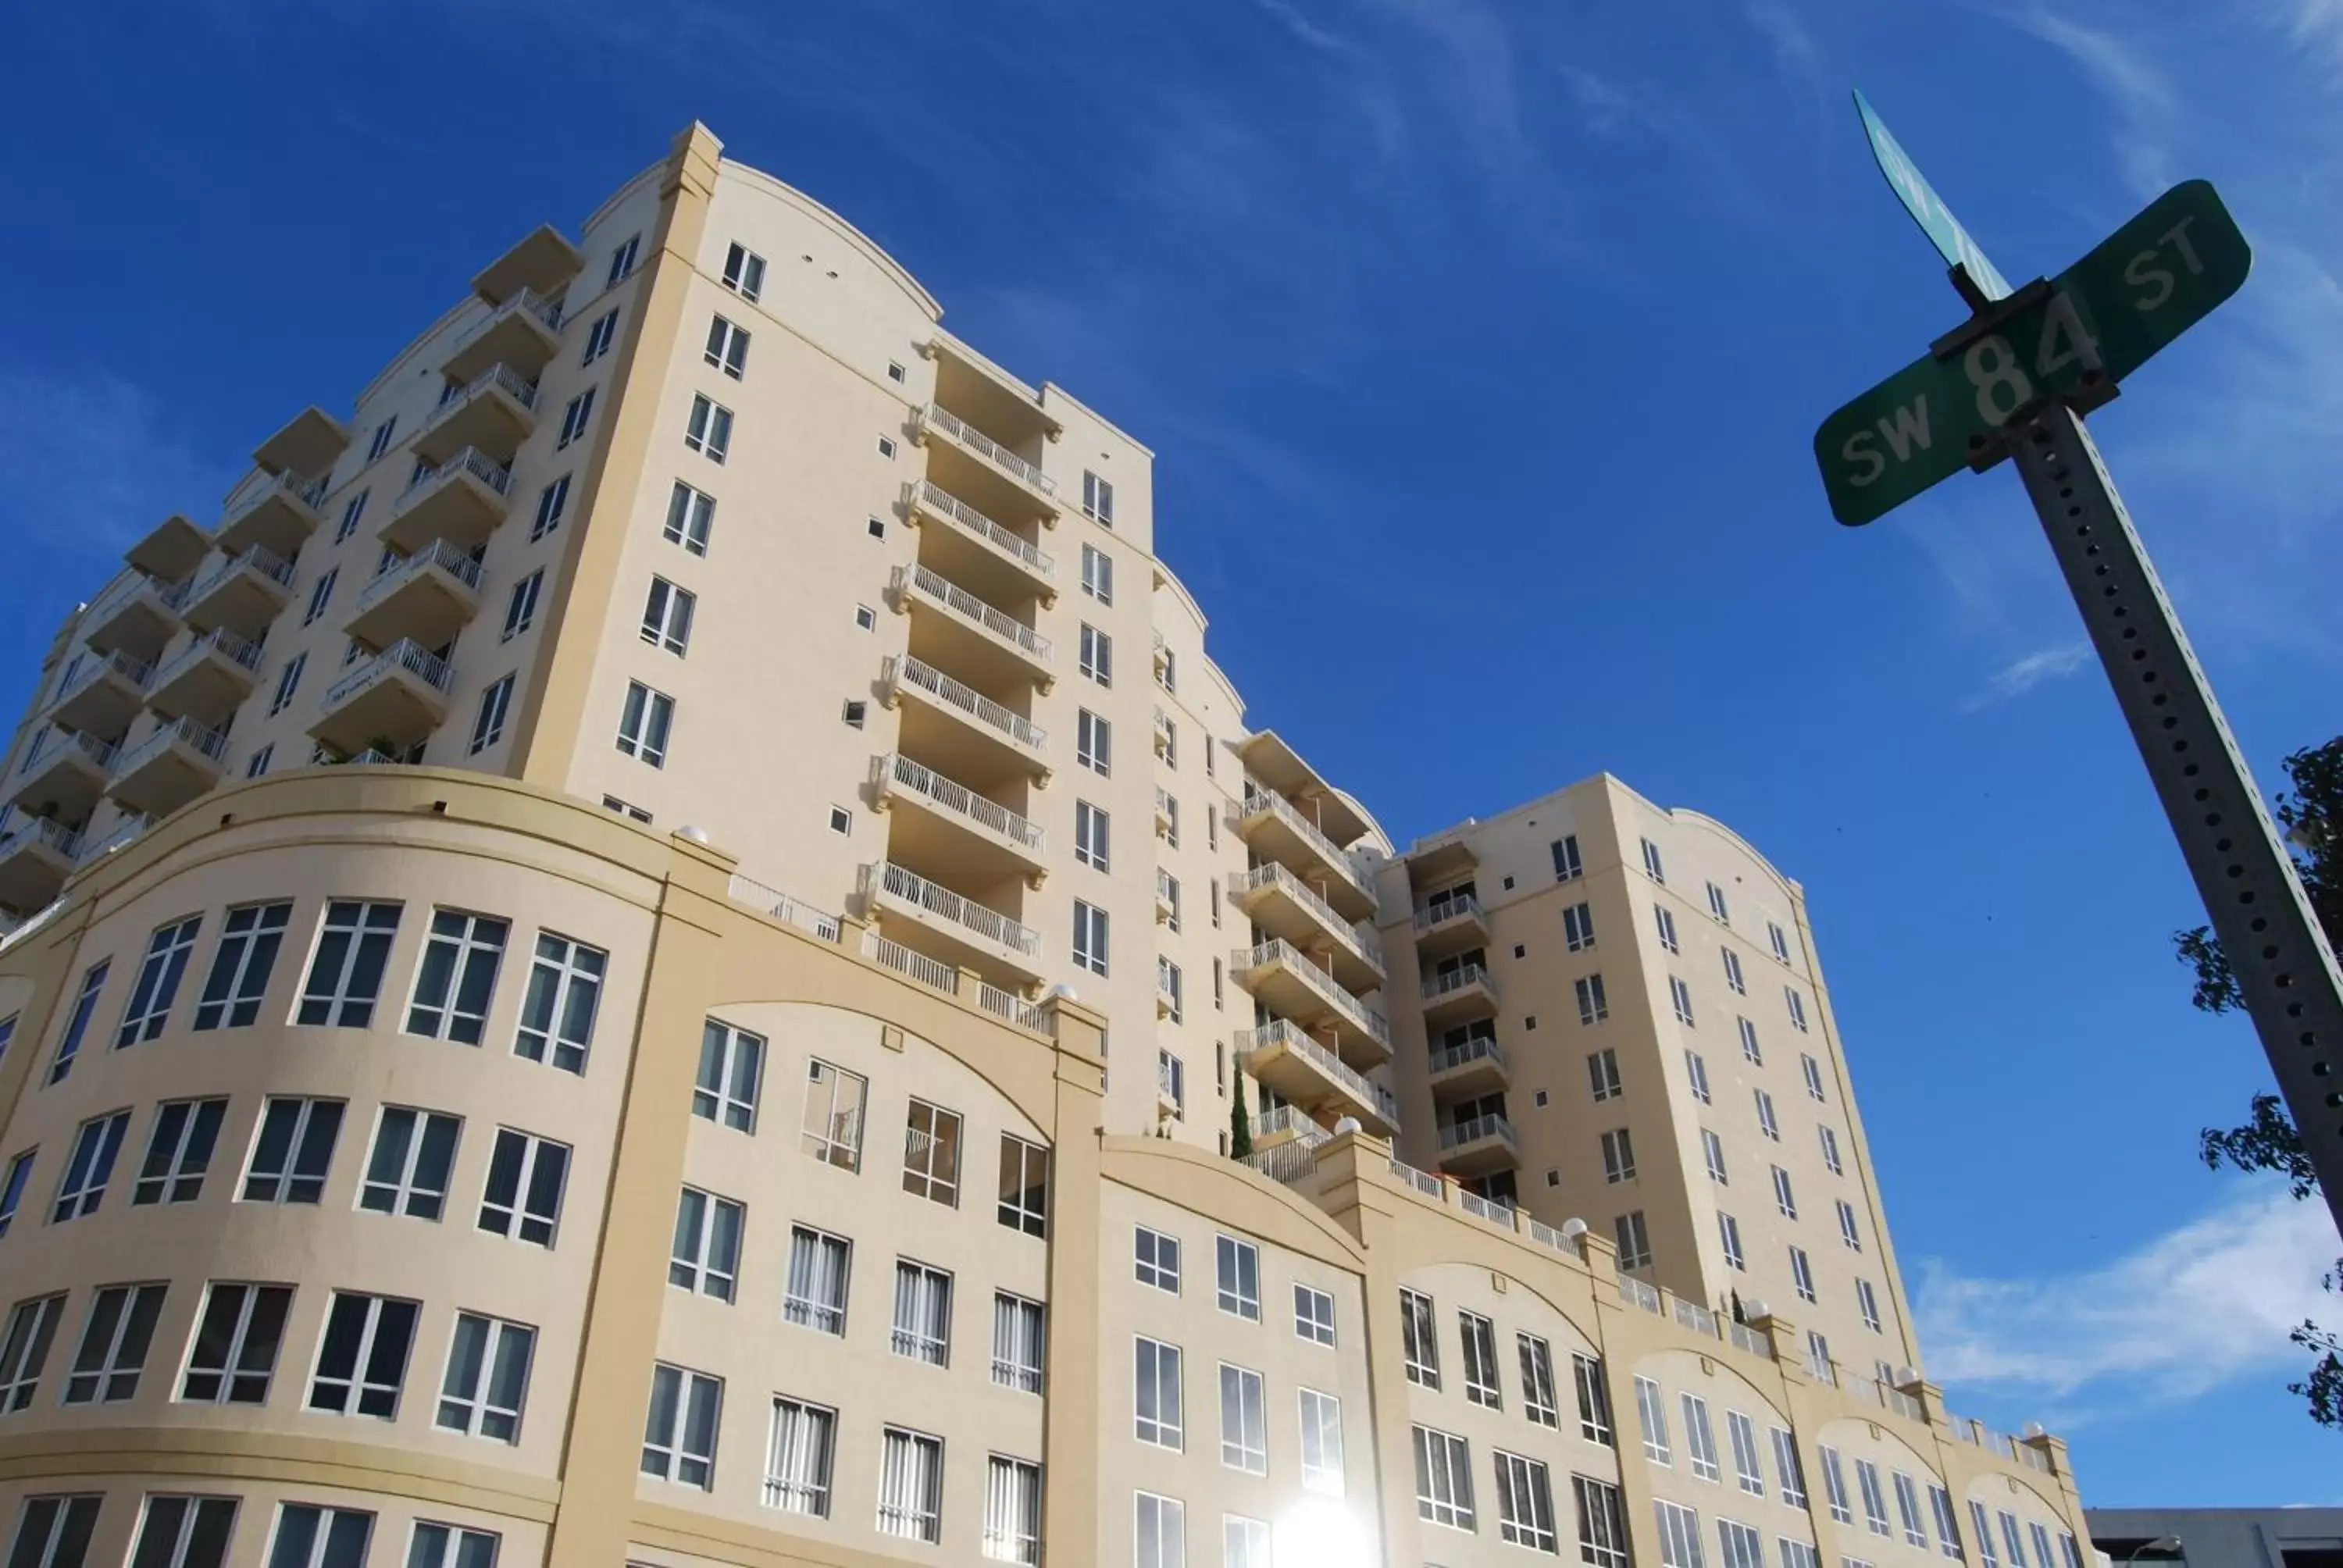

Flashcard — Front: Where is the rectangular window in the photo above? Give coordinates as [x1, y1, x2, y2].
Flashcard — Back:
[307, 1289, 419, 1418]
[245, 745, 273, 779]
[134, 1099, 228, 1205]
[1295, 1283, 1336, 1345]
[1135, 1226, 1182, 1292]
[1496, 1450, 1559, 1552]
[1785, 987, 1809, 1032]
[1641, 836, 1667, 882]
[1654, 1500, 1704, 1568]
[1703, 1128, 1729, 1184]
[2031, 1523, 2058, 1568]
[359, 1106, 459, 1221]
[1819, 1445, 1853, 1524]
[641, 1363, 722, 1488]
[1724, 948, 1747, 994]
[1075, 800, 1110, 870]
[1671, 975, 1696, 1026]
[7, 1494, 103, 1566]
[1707, 881, 1731, 922]
[1894, 1472, 1929, 1548]
[1460, 1310, 1502, 1408]
[1772, 1165, 1798, 1218]
[1077, 709, 1110, 775]
[437, 1311, 533, 1442]
[581, 305, 620, 365]
[685, 394, 733, 461]
[1135, 1495, 1183, 1568]
[239, 1098, 344, 1206]
[515, 932, 604, 1073]
[1134, 1337, 1183, 1448]
[1768, 920, 1792, 961]
[902, 1098, 961, 1204]
[1072, 900, 1108, 977]
[266, 1504, 376, 1566]
[303, 568, 338, 625]
[469, 675, 513, 754]
[1297, 1387, 1344, 1494]
[116, 916, 202, 1048]
[2000, 1512, 2028, 1568]
[1574, 1477, 1630, 1568]
[1686, 1048, 1711, 1103]
[408, 1523, 501, 1567]
[366, 418, 398, 461]
[1838, 1199, 1863, 1251]
[1575, 974, 1609, 1025]
[1081, 543, 1114, 603]
[1588, 1047, 1621, 1100]
[1856, 1460, 1892, 1536]
[1412, 1424, 1475, 1531]
[47, 960, 110, 1084]
[0, 1295, 63, 1411]
[1635, 1374, 1671, 1463]
[1720, 1212, 1746, 1270]
[1079, 623, 1112, 686]
[530, 474, 570, 539]
[982, 1455, 1043, 1564]
[1727, 1409, 1766, 1495]
[1656, 904, 1681, 953]
[891, 1259, 953, 1367]
[1564, 901, 1596, 950]
[615, 680, 675, 766]
[556, 388, 595, 448]
[1574, 1352, 1615, 1445]
[1082, 470, 1114, 524]
[477, 1128, 569, 1247]
[52, 1110, 130, 1222]
[664, 479, 716, 555]
[607, 233, 640, 284]
[336, 490, 369, 541]
[126, 1495, 241, 1567]
[1681, 1392, 1721, 1481]
[722, 242, 767, 301]
[1756, 1089, 1781, 1140]
[1857, 1279, 1883, 1332]
[1803, 1053, 1828, 1101]
[998, 1135, 1048, 1235]
[1400, 1288, 1440, 1388]
[1614, 1210, 1652, 1270]
[669, 1186, 744, 1301]
[180, 1282, 290, 1404]
[801, 1058, 866, 1170]
[1218, 1362, 1267, 1473]
[704, 314, 751, 378]
[1215, 1235, 1260, 1320]
[1808, 1330, 1832, 1381]
[1718, 1520, 1765, 1568]
[1790, 1245, 1817, 1303]
[1970, 1503, 2001, 1568]
[62, 1281, 165, 1404]
[993, 1292, 1045, 1394]
[406, 910, 508, 1045]
[1928, 1488, 1963, 1557]
[1225, 1516, 1271, 1568]
[1519, 1332, 1560, 1427]
[687, 1021, 765, 1131]
[1739, 1016, 1763, 1064]
[1773, 1428, 1809, 1506]
[783, 1225, 853, 1334]
[641, 577, 696, 655]
[764, 1395, 836, 1516]
[297, 900, 401, 1028]
[1600, 1127, 1636, 1184]
[0, 1151, 27, 1238]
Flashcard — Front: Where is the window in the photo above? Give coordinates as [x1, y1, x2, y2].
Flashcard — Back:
[1588, 1047, 1621, 1101]
[1082, 470, 1114, 523]
[1294, 1283, 1336, 1345]
[1641, 836, 1667, 882]
[336, 490, 369, 541]
[1134, 1495, 1183, 1568]
[616, 680, 674, 766]
[1837, 1199, 1863, 1251]
[1074, 800, 1109, 870]
[303, 568, 337, 625]
[890, 1259, 953, 1367]
[580, 305, 620, 365]
[1215, 1235, 1260, 1320]
[828, 805, 851, 834]
[512, 930, 604, 1073]
[0, 1295, 62, 1411]
[1970, 1505, 2000, 1568]
[1720, 1212, 1746, 1270]
[900, 1098, 961, 1204]
[477, 1128, 569, 1247]
[1615, 1210, 1652, 1270]
[1802, 1053, 1827, 1101]
[876, 435, 897, 458]
[180, 1283, 290, 1404]
[1134, 1337, 1183, 1447]
[1686, 1048, 1712, 1103]
[1634, 1374, 1671, 1462]
[490, 572, 545, 647]
[1756, 1089, 1781, 1141]
[1600, 1128, 1636, 1184]
[1855, 1459, 1892, 1536]
[1656, 904, 1681, 953]
[1670, 975, 1696, 1026]
[993, 1292, 1045, 1394]
[1160, 793, 1179, 846]
[1460, 1310, 1502, 1407]
[1767, 919, 1792, 962]
[1072, 900, 1108, 977]
[1725, 1409, 1765, 1495]
[669, 1187, 744, 1301]
[297, 900, 401, 1028]
[308, 1290, 419, 1418]
[407, 1523, 501, 1568]
[606, 233, 640, 283]
[2032, 1525, 2059, 1568]
[1785, 987, 1809, 1032]
[1893, 1472, 1929, 1548]
[60, 1282, 164, 1404]
[1400, 1288, 1439, 1387]
[1706, 881, 1731, 923]
[1081, 543, 1114, 603]
[842, 698, 867, 729]
[601, 794, 651, 823]
[1218, 1362, 1266, 1472]
[437, 1311, 533, 1442]
[1654, 1500, 1704, 1568]
[246, 745, 273, 779]
[1564, 901, 1596, 950]
[1518, 1332, 1560, 1427]
[998, 1135, 1048, 1236]
[800, 1059, 866, 1171]
[783, 1225, 852, 1334]
[1574, 1352, 1615, 1445]
[1817, 1445, 1852, 1523]
[1807, 1330, 1832, 1381]
[1699, 1128, 1730, 1185]
[556, 389, 595, 449]
[1077, 709, 1110, 775]
[657, 482, 719, 561]
[359, 1107, 459, 1220]
[641, 1363, 721, 1488]
[1079, 623, 1111, 686]
[1681, 1392, 1721, 1481]
[854, 603, 876, 630]
[1723, 948, 1747, 995]
[127, 1495, 241, 1568]
[1575, 974, 1608, 1025]
[136, 1099, 227, 1205]
[1771, 1427, 1808, 1506]
[0, 1151, 29, 1238]
[1856, 1279, 1883, 1332]
[1999, 1513, 2028, 1568]
[1129, 1227, 1182, 1294]
[1771, 1166, 1797, 1218]
[268, 1505, 376, 1568]
[978, 1455, 1042, 1565]
[704, 314, 751, 378]
[1574, 1477, 1631, 1568]
[1413, 1425, 1475, 1530]
[46, 960, 109, 1082]
[1718, 1520, 1765, 1568]
[406, 910, 508, 1044]
[636, 576, 697, 657]
[762, 1395, 836, 1516]
[1495, 1450, 1560, 1552]
[8, 1494, 102, 1568]
[366, 418, 398, 461]
[684, 394, 733, 461]
[1225, 1516, 1271, 1568]
[53, 1110, 131, 1221]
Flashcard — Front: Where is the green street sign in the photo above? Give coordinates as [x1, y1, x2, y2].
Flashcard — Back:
[1853, 90, 2013, 300]
[1815, 179, 2251, 526]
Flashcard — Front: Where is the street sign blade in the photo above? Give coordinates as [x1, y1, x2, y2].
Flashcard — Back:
[2050, 178, 2250, 385]
[1853, 90, 2013, 299]
[1814, 353, 1971, 526]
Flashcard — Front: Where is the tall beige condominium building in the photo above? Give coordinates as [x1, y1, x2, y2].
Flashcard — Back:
[0, 123, 2089, 1568]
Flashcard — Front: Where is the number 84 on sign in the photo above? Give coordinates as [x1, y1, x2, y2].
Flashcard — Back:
[1815, 179, 2249, 526]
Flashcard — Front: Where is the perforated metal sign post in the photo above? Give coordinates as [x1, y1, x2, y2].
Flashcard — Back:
[1820, 95, 2343, 1237]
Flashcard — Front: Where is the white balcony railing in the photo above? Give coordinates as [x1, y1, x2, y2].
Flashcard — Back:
[22, 730, 117, 778]
[1428, 1035, 1507, 1078]
[84, 572, 188, 629]
[883, 655, 1046, 752]
[149, 629, 262, 690]
[908, 480, 1054, 576]
[866, 861, 1042, 957]
[1438, 1112, 1515, 1153]
[1231, 939, 1389, 1048]
[188, 543, 296, 604]
[400, 445, 513, 503]
[880, 754, 1043, 852]
[1234, 1019, 1399, 1126]
[51, 650, 154, 711]
[1414, 893, 1487, 931]
[0, 818, 82, 862]
[919, 404, 1058, 497]
[322, 638, 453, 710]
[863, 925, 961, 994]
[897, 564, 1053, 663]
[419, 364, 539, 437]
[1251, 1103, 1321, 1143]
[1231, 863, 1385, 978]
[1618, 1276, 1663, 1314]
[449, 287, 564, 352]
[76, 814, 152, 867]
[726, 871, 843, 943]
[220, 470, 325, 529]
[355, 538, 484, 613]
[1423, 964, 1494, 1003]
[1389, 1157, 1445, 1199]
[1238, 777, 1375, 900]
[111, 717, 227, 778]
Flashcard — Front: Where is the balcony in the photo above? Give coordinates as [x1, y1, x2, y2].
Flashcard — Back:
[1153, 707, 1174, 759]
[1156, 869, 1179, 923]
[1229, 863, 1385, 992]
[1414, 893, 1492, 960]
[251, 406, 352, 481]
[470, 224, 584, 308]
[1421, 964, 1500, 1027]
[145, 630, 263, 727]
[216, 471, 326, 558]
[344, 540, 484, 651]
[879, 655, 1048, 781]
[1154, 787, 1175, 836]
[82, 575, 187, 663]
[106, 718, 228, 818]
[412, 365, 538, 465]
[444, 288, 565, 384]
[860, 860, 1045, 985]
[380, 447, 513, 554]
[181, 547, 295, 639]
[1427, 1035, 1511, 1098]
[1236, 1020, 1399, 1138]
[0, 818, 80, 913]
[13, 732, 116, 820]
[1437, 1113, 1521, 1178]
[891, 564, 1053, 691]
[1153, 631, 1170, 675]
[77, 814, 152, 869]
[1248, 1103, 1328, 1152]
[872, 753, 1047, 883]
[1234, 779, 1378, 921]
[308, 639, 453, 754]
[125, 514, 212, 583]
[904, 479, 1054, 606]
[915, 404, 1059, 522]
[48, 651, 152, 739]
[1228, 939, 1390, 1066]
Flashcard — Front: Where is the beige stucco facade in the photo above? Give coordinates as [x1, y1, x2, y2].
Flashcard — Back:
[0, 121, 2092, 1566]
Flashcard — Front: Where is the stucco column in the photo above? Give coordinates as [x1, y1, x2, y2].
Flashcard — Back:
[1040, 998, 1107, 1561]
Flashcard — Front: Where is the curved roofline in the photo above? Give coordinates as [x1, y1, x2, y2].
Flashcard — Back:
[717, 159, 943, 322]
[1151, 558, 1210, 635]
[1668, 807, 1803, 897]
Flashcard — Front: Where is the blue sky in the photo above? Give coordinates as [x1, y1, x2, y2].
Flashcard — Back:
[5, 0, 2339, 1502]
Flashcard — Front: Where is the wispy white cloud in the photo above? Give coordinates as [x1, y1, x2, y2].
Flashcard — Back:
[1248, 0, 1347, 55]
[1960, 640, 2093, 711]
[0, 365, 230, 569]
[1743, 0, 1829, 106]
[1913, 1186, 2337, 1424]
[2011, 9, 2176, 198]
[2276, 0, 2343, 82]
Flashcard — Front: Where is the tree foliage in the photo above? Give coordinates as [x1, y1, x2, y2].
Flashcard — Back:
[1230, 1075, 1253, 1161]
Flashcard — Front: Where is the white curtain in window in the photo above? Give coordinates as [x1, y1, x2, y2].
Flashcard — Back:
[993, 1294, 1044, 1392]
[893, 1264, 950, 1363]
[764, 1398, 833, 1514]
[982, 1456, 1040, 1563]
[879, 1429, 941, 1540]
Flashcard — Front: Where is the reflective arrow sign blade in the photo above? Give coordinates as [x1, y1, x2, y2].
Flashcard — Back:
[1853, 90, 2013, 300]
